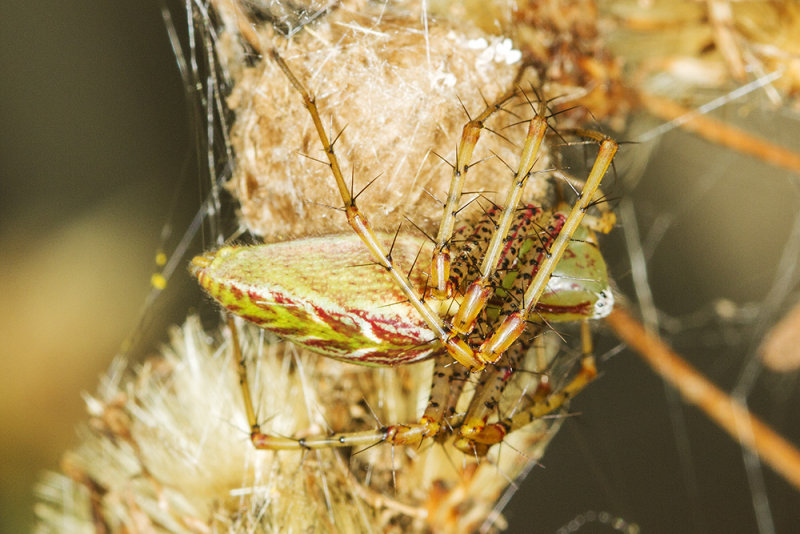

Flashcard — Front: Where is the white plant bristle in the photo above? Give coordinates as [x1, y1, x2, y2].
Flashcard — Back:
[34, 316, 569, 533]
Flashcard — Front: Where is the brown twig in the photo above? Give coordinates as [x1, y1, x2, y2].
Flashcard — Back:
[605, 306, 800, 492]
[638, 92, 800, 175]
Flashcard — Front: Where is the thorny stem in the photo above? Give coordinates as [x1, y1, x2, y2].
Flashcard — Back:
[605, 306, 800, 492]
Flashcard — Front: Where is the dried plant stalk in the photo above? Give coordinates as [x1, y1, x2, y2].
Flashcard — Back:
[606, 307, 800, 492]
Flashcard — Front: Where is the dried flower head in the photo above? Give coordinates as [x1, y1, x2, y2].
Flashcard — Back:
[35, 317, 572, 533]
[222, 1, 526, 239]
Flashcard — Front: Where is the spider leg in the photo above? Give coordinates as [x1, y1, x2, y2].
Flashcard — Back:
[228, 315, 446, 450]
[552, 168, 616, 234]
[428, 89, 518, 300]
[270, 49, 489, 370]
[227, 316, 259, 437]
[448, 103, 550, 338]
[419, 353, 469, 435]
[230, 313, 594, 454]
[454, 338, 531, 453]
[476, 133, 617, 364]
[456, 321, 598, 453]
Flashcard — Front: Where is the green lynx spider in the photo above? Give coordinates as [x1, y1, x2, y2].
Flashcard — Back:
[191, 41, 618, 454]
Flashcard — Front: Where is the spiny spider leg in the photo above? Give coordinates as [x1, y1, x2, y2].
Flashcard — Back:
[418, 352, 469, 434]
[455, 321, 598, 454]
[428, 88, 518, 300]
[552, 169, 616, 233]
[230, 314, 596, 452]
[452, 339, 530, 453]
[270, 49, 485, 371]
[227, 311, 439, 449]
[475, 133, 617, 364]
[448, 106, 549, 337]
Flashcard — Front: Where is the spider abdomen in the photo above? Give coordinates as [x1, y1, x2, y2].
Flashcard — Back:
[192, 234, 438, 366]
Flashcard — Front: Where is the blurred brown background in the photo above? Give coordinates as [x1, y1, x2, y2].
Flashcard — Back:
[2, 2, 800, 533]
[0, 2, 197, 531]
